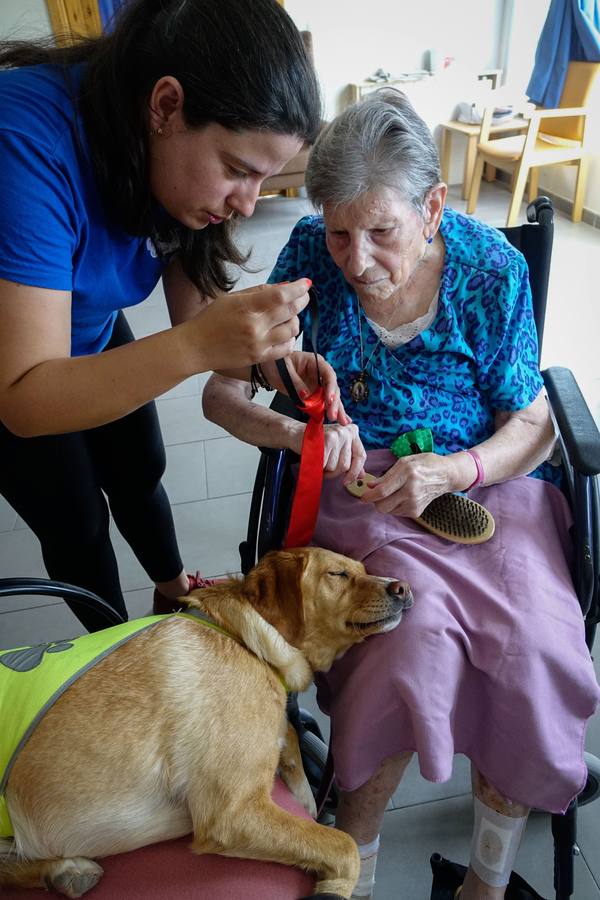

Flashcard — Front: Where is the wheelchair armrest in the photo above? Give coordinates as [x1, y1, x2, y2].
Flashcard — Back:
[543, 366, 600, 476]
[543, 368, 600, 629]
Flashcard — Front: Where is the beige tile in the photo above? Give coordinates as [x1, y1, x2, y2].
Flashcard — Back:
[159, 373, 203, 400]
[0, 599, 86, 650]
[163, 441, 208, 505]
[0, 526, 46, 580]
[156, 393, 227, 444]
[171, 494, 253, 579]
[0, 495, 17, 533]
[204, 436, 262, 498]
[125, 302, 171, 339]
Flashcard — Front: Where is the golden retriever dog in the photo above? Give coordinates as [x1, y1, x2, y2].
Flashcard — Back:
[0, 547, 412, 900]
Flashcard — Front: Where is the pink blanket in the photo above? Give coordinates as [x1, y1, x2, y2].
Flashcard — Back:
[314, 450, 599, 814]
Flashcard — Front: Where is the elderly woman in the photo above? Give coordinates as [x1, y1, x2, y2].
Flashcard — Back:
[202, 90, 599, 900]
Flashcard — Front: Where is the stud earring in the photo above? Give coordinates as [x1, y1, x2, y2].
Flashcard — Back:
[426, 235, 433, 244]
[150, 123, 172, 138]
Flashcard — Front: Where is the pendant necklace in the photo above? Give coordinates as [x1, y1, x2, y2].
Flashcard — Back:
[350, 236, 433, 404]
[350, 298, 391, 405]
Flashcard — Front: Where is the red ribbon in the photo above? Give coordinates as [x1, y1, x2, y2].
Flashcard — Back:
[284, 386, 325, 548]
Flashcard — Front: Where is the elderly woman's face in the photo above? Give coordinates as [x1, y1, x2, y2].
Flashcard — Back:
[324, 187, 429, 306]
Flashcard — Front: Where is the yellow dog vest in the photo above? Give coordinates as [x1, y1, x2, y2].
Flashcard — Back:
[0, 610, 235, 839]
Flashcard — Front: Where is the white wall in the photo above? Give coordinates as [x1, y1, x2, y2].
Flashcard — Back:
[2, 0, 598, 216]
[0, 0, 51, 39]
[285, 0, 503, 118]
[285, 0, 599, 217]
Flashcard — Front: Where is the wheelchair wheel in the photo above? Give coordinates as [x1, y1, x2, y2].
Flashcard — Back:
[299, 728, 338, 824]
[578, 752, 600, 807]
[298, 707, 326, 742]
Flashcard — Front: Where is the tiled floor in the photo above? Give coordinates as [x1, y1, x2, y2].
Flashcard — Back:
[1, 183, 599, 898]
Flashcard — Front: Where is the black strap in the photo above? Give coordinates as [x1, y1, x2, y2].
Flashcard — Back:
[275, 286, 321, 407]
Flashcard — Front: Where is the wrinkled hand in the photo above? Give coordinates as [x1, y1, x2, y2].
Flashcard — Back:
[361, 452, 452, 518]
[323, 424, 366, 482]
[262, 351, 351, 425]
[190, 279, 311, 370]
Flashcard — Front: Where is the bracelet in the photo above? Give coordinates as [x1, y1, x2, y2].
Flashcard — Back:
[464, 448, 484, 490]
[250, 363, 274, 396]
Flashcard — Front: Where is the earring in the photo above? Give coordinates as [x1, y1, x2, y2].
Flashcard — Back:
[150, 123, 172, 138]
[426, 235, 433, 244]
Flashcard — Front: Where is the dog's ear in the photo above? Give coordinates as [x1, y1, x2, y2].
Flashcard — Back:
[243, 550, 307, 645]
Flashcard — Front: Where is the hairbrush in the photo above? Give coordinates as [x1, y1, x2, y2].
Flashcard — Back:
[345, 474, 495, 545]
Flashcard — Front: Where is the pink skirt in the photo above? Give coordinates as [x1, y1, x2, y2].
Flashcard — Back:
[312, 450, 600, 814]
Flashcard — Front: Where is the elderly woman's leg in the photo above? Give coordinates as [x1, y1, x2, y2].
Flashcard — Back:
[460, 767, 530, 900]
[334, 751, 413, 899]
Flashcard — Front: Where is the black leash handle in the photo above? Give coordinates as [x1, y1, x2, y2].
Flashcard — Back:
[275, 286, 321, 406]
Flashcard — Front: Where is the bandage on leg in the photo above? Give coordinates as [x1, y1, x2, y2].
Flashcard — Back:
[470, 796, 528, 888]
[350, 835, 380, 899]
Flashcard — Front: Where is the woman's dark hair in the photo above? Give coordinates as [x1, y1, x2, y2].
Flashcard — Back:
[0, 0, 322, 296]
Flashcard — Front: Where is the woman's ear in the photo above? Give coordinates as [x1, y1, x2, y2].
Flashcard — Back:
[148, 76, 185, 133]
[423, 182, 448, 235]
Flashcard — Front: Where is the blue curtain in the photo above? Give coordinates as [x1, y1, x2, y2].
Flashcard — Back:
[527, 0, 600, 106]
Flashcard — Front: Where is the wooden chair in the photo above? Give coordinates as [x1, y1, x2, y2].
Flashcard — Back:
[439, 117, 528, 200]
[466, 62, 600, 226]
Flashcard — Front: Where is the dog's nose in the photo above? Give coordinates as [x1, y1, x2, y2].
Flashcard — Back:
[386, 580, 413, 608]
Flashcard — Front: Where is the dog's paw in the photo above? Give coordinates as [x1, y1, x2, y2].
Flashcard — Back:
[47, 858, 104, 898]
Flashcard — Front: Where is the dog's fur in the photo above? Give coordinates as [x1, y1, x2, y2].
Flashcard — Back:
[0, 547, 412, 899]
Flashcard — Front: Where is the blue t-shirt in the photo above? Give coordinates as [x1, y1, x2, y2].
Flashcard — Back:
[0, 64, 164, 356]
[269, 208, 556, 483]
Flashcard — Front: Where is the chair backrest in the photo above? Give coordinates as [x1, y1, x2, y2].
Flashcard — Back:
[499, 197, 554, 361]
[543, 61, 600, 143]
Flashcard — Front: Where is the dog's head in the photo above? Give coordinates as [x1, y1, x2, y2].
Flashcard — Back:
[242, 547, 413, 673]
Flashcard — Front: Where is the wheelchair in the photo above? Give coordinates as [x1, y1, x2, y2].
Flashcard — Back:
[237, 197, 600, 900]
[1, 199, 598, 900]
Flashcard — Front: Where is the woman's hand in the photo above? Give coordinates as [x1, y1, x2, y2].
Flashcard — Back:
[323, 423, 366, 482]
[185, 279, 311, 371]
[262, 351, 351, 424]
[361, 452, 454, 518]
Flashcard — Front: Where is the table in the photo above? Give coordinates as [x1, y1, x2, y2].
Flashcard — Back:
[439, 118, 528, 199]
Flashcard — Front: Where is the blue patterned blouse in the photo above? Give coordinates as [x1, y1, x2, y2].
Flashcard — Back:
[269, 207, 555, 482]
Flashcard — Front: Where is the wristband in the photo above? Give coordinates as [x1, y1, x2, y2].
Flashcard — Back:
[464, 448, 484, 490]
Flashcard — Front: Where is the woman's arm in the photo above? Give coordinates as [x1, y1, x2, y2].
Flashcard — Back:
[162, 259, 348, 419]
[362, 390, 556, 518]
[203, 372, 304, 452]
[203, 373, 366, 482]
[0, 276, 310, 437]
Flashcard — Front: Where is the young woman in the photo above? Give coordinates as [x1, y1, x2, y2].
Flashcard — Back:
[0, 0, 345, 630]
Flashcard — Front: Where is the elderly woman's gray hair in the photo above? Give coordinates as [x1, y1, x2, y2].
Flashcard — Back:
[305, 88, 441, 214]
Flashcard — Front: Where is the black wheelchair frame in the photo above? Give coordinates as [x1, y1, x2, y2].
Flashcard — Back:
[237, 198, 600, 900]
[1, 199, 598, 900]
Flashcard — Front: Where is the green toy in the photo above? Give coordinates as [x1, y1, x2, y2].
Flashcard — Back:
[390, 427, 433, 459]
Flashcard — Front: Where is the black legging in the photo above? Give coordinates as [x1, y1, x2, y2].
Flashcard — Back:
[0, 313, 184, 631]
